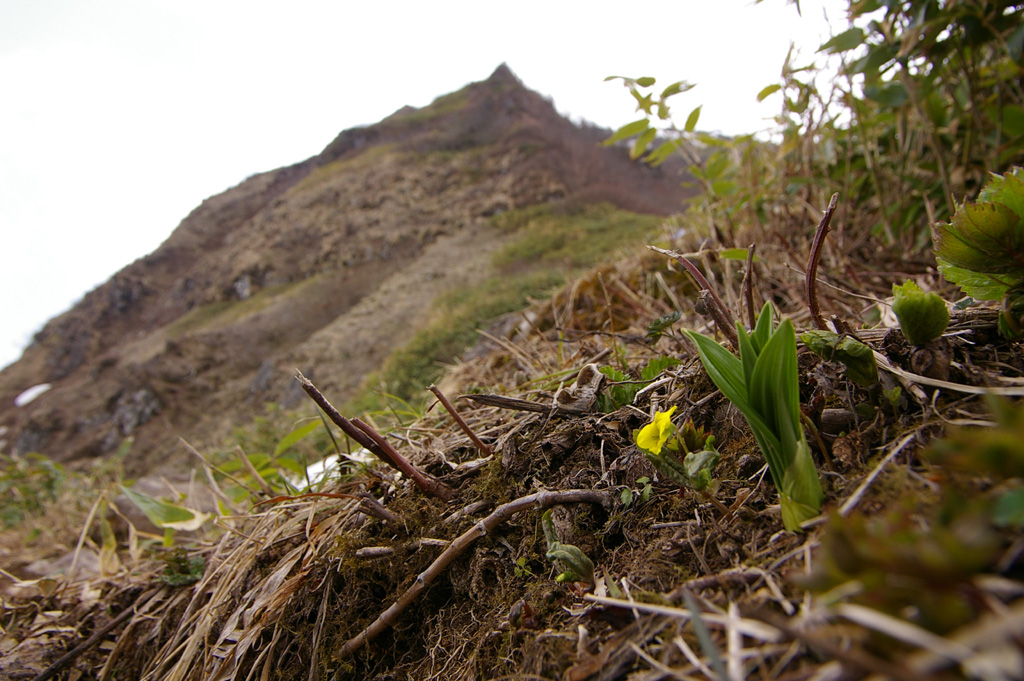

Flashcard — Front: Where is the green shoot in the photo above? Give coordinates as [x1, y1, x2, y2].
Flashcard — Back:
[541, 508, 595, 585]
[685, 302, 824, 531]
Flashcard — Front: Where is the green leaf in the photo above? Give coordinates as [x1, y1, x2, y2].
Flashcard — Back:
[631, 127, 658, 160]
[750, 301, 774, 354]
[631, 88, 655, 114]
[704, 151, 730, 180]
[621, 488, 633, 507]
[660, 80, 694, 99]
[992, 488, 1024, 529]
[603, 119, 650, 146]
[646, 311, 681, 339]
[864, 81, 908, 109]
[635, 76, 656, 88]
[684, 105, 702, 133]
[640, 355, 681, 381]
[1001, 105, 1024, 139]
[801, 330, 879, 386]
[819, 27, 865, 54]
[719, 248, 759, 261]
[935, 199, 1024, 297]
[645, 139, 681, 166]
[275, 457, 307, 477]
[756, 83, 782, 102]
[979, 168, 1024, 221]
[274, 420, 321, 456]
[120, 485, 211, 532]
[711, 180, 738, 196]
[937, 263, 1023, 301]
[685, 330, 751, 414]
[682, 449, 720, 491]
[542, 508, 595, 584]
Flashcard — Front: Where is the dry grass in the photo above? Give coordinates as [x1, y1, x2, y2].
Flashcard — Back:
[3, 207, 1024, 681]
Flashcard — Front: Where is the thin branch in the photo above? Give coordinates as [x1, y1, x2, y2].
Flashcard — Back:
[806, 193, 840, 330]
[337, 488, 614, 659]
[429, 384, 492, 457]
[296, 371, 453, 501]
[296, 371, 378, 452]
[648, 245, 737, 347]
[743, 243, 757, 330]
[352, 418, 454, 502]
[33, 589, 162, 681]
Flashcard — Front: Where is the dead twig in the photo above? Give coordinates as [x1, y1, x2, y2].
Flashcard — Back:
[296, 371, 454, 501]
[337, 488, 614, 659]
[429, 384, 493, 457]
[743, 243, 757, 330]
[806, 193, 840, 330]
[352, 418, 455, 502]
[648, 245, 738, 347]
[459, 393, 555, 414]
[32, 589, 162, 681]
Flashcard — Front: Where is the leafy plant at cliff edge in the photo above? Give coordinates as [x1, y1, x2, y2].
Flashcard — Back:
[685, 302, 824, 532]
[934, 167, 1024, 338]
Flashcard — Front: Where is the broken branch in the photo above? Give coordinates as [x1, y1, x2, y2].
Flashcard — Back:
[429, 384, 493, 457]
[806, 193, 839, 330]
[337, 488, 614, 659]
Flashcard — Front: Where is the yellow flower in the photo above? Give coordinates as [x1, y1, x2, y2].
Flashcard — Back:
[636, 406, 678, 455]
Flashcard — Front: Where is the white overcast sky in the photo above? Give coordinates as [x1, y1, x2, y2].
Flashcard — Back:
[0, 0, 846, 373]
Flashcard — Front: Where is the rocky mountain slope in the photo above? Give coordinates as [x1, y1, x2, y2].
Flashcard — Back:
[0, 64, 690, 477]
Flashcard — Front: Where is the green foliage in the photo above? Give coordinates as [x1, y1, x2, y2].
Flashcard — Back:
[596, 355, 680, 412]
[513, 556, 536, 579]
[492, 203, 663, 270]
[929, 397, 1024, 529]
[159, 548, 206, 587]
[934, 167, 1024, 319]
[805, 506, 1000, 634]
[890, 280, 950, 346]
[645, 311, 681, 341]
[685, 303, 824, 531]
[0, 453, 65, 527]
[611, 2, 1024, 248]
[801, 330, 879, 387]
[541, 508, 595, 585]
[806, 396, 1024, 637]
[120, 484, 211, 546]
[621, 476, 653, 508]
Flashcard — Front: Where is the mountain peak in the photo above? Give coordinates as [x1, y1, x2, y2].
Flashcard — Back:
[485, 63, 522, 87]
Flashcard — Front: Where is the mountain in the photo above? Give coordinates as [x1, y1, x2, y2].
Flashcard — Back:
[0, 64, 690, 477]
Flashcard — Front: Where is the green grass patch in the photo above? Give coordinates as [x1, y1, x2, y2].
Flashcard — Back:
[385, 87, 472, 127]
[165, 278, 310, 338]
[492, 203, 664, 271]
[346, 203, 665, 413]
[291, 143, 400, 194]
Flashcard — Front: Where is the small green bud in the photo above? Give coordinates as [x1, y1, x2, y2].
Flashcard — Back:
[892, 281, 949, 346]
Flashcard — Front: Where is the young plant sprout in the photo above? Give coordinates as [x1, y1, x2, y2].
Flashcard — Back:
[685, 302, 824, 531]
[541, 508, 595, 586]
[891, 280, 949, 347]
